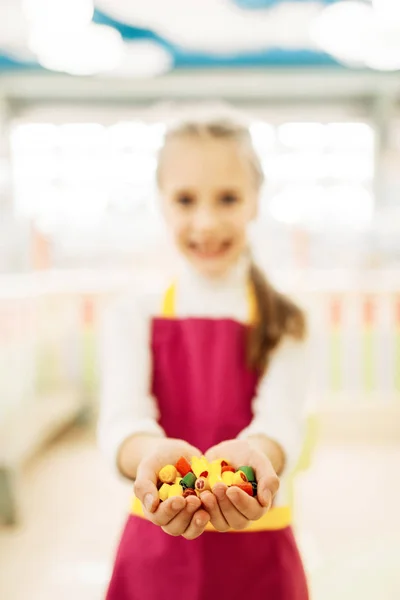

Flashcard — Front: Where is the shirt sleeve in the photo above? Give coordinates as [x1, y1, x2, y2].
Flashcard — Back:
[97, 291, 165, 470]
[237, 336, 310, 473]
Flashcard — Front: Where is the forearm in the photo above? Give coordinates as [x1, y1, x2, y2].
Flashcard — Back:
[117, 433, 164, 480]
[247, 435, 286, 476]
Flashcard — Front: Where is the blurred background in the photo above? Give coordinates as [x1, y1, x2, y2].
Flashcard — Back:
[0, 1, 399, 598]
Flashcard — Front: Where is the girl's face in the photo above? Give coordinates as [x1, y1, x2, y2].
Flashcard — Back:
[158, 135, 258, 278]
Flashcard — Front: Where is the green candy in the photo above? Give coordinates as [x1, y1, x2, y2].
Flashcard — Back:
[180, 472, 196, 489]
[237, 466, 256, 482]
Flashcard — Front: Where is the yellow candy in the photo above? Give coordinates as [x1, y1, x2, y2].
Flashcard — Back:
[191, 456, 210, 478]
[232, 471, 247, 485]
[211, 458, 229, 468]
[158, 483, 170, 502]
[159, 465, 177, 484]
[168, 483, 184, 498]
[222, 471, 235, 486]
[208, 462, 223, 488]
[175, 477, 182, 485]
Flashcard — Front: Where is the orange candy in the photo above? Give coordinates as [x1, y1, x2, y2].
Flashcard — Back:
[175, 457, 193, 477]
[221, 465, 235, 474]
[235, 482, 254, 497]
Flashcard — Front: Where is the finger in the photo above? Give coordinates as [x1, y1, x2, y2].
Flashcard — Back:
[161, 496, 201, 536]
[200, 491, 230, 532]
[182, 509, 210, 541]
[134, 476, 160, 514]
[226, 486, 265, 521]
[256, 474, 279, 508]
[212, 484, 249, 530]
[249, 455, 280, 507]
[144, 496, 186, 527]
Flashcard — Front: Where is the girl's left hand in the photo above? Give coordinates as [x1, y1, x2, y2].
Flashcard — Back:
[202, 439, 279, 532]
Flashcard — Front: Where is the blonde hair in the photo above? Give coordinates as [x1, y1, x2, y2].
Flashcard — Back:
[156, 111, 306, 374]
[156, 114, 264, 190]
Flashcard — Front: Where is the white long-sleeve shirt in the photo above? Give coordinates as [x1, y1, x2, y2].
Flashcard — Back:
[98, 256, 310, 505]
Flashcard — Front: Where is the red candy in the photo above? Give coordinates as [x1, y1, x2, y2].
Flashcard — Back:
[221, 461, 229, 467]
[235, 482, 254, 497]
[199, 471, 209, 478]
[221, 465, 235, 474]
[183, 488, 197, 498]
[175, 457, 193, 477]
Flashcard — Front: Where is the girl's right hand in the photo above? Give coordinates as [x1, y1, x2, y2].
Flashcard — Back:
[134, 438, 210, 540]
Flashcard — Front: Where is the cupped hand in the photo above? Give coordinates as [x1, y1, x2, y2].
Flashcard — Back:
[201, 439, 279, 532]
[134, 438, 210, 540]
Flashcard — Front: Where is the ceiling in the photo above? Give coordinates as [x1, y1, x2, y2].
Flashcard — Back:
[0, 0, 345, 74]
[1, 1, 399, 78]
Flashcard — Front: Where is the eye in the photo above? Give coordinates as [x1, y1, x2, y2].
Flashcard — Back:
[176, 192, 196, 207]
[219, 191, 240, 205]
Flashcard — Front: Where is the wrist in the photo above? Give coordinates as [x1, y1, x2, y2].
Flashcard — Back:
[246, 435, 286, 475]
[117, 433, 165, 480]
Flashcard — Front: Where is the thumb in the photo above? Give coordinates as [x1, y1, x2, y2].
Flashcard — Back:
[257, 473, 279, 508]
[134, 464, 159, 514]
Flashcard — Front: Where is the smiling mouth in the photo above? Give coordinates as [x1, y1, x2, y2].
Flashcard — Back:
[188, 240, 233, 259]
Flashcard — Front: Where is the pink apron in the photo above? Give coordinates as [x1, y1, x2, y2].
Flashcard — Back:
[106, 291, 309, 599]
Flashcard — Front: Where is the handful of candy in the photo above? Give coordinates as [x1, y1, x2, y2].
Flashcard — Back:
[157, 456, 257, 502]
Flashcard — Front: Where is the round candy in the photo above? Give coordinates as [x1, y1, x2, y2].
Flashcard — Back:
[159, 465, 178, 484]
[195, 476, 211, 493]
[238, 466, 256, 482]
[232, 471, 247, 485]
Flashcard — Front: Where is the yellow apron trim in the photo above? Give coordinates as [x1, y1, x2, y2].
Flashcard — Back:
[131, 496, 291, 532]
[161, 281, 258, 324]
[161, 283, 176, 318]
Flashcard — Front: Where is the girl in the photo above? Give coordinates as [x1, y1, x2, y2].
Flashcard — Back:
[98, 113, 309, 599]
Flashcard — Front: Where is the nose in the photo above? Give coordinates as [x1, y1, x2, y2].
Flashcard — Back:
[192, 205, 218, 233]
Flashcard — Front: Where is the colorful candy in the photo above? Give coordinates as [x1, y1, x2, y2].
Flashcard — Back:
[155, 456, 259, 504]
[236, 482, 254, 497]
[183, 488, 197, 498]
[168, 483, 184, 498]
[238, 466, 255, 482]
[181, 472, 196, 489]
[232, 471, 248, 485]
[221, 465, 235, 474]
[195, 476, 211, 493]
[221, 471, 235, 486]
[175, 457, 193, 477]
[191, 456, 210, 478]
[158, 483, 170, 502]
[159, 465, 177, 484]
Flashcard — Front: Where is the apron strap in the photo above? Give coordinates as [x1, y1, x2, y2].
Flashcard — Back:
[161, 283, 176, 318]
[161, 281, 258, 324]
